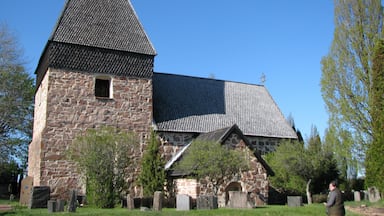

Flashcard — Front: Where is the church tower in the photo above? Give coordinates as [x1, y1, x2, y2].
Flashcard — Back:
[28, 0, 156, 198]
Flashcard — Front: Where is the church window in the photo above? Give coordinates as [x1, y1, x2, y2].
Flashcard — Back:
[95, 76, 112, 98]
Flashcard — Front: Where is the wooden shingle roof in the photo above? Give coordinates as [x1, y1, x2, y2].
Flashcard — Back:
[35, 0, 156, 87]
[153, 73, 297, 139]
[50, 0, 156, 55]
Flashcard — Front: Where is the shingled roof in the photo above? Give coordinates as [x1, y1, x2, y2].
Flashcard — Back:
[35, 0, 156, 87]
[153, 73, 297, 139]
[50, 0, 155, 55]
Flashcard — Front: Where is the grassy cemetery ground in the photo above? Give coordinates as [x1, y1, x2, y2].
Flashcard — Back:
[0, 199, 368, 216]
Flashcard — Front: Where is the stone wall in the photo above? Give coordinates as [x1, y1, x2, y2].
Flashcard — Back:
[173, 179, 200, 199]
[159, 131, 281, 159]
[157, 132, 196, 161]
[247, 136, 280, 155]
[28, 68, 152, 199]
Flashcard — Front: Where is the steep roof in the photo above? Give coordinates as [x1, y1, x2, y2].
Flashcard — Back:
[35, 0, 156, 87]
[50, 0, 156, 55]
[153, 73, 297, 139]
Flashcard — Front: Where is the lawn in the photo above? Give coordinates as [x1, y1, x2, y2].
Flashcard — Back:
[0, 200, 364, 216]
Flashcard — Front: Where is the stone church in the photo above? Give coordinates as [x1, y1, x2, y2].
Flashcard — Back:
[28, 0, 297, 206]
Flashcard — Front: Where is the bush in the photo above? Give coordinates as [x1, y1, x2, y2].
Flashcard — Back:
[312, 194, 328, 203]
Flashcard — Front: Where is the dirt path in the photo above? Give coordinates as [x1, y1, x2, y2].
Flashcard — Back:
[346, 205, 384, 216]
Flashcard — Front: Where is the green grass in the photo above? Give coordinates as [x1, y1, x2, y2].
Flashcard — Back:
[0, 200, 364, 216]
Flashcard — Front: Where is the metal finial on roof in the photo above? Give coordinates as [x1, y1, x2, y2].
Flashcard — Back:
[260, 73, 266, 85]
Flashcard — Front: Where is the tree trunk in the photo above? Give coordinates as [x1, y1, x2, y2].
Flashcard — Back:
[306, 179, 312, 204]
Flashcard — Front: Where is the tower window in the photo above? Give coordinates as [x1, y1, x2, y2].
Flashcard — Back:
[95, 77, 111, 98]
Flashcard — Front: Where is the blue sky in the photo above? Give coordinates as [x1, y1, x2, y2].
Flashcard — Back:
[0, 1, 334, 140]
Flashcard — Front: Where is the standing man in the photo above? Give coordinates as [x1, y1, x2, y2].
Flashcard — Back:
[324, 180, 345, 216]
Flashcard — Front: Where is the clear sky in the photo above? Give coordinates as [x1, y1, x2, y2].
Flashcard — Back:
[0, 1, 335, 140]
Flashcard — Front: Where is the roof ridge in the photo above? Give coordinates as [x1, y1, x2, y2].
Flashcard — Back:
[154, 72, 265, 87]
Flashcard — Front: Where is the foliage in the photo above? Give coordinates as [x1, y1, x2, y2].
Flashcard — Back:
[67, 126, 139, 208]
[176, 140, 249, 195]
[138, 129, 165, 197]
[0, 24, 34, 166]
[265, 139, 339, 195]
[0, 160, 21, 184]
[320, 0, 383, 170]
[365, 39, 384, 191]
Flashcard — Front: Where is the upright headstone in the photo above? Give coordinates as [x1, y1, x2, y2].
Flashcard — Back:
[354, 191, 361, 202]
[227, 191, 253, 208]
[287, 196, 303, 207]
[29, 186, 50, 209]
[153, 191, 163, 211]
[56, 199, 65, 212]
[197, 195, 218, 209]
[176, 194, 191, 211]
[47, 200, 57, 213]
[68, 190, 77, 212]
[368, 187, 381, 202]
[126, 194, 134, 210]
[19, 176, 33, 206]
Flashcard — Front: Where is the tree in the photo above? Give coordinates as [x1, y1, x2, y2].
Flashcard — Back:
[138, 129, 165, 197]
[176, 140, 249, 195]
[0, 24, 34, 165]
[67, 126, 139, 208]
[265, 139, 339, 202]
[365, 39, 384, 192]
[320, 0, 383, 169]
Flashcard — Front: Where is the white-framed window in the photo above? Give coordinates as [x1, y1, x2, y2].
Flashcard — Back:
[95, 76, 113, 98]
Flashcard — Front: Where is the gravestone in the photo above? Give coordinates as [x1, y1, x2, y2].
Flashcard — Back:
[354, 191, 361, 202]
[287, 196, 303, 207]
[47, 200, 57, 213]
[197, 195, 218, 209]
[68, 190, 77, 212]
[56, 199, 65, 212]
[227, 191, 253, 208]
[29, 186, 50, 209]
[176, 194, 191, 211]
[153, 191, 163, 211]
[368, 187, 381, 202]
[19, 176, 33, 206]
[126, 194, 134, 210]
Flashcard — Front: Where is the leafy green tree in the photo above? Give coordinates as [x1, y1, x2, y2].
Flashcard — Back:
[323, 126, 359, 190]
[320, 0, 383, 169]
[67, 126, 139, 208]
[138, 129, 165, 197]
[0, 24, 34, 165]
[366, 39, 384, 192]
[176, 140, 249, 195]
[266, 139, 339, 201]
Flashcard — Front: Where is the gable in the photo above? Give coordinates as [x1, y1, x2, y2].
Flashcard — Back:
[165, 125, 274, 177]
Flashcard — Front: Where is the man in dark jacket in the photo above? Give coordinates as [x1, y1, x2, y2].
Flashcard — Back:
[325, 180, 345, 216]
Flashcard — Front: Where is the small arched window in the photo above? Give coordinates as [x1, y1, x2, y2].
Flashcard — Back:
[95, 76, 112, 98]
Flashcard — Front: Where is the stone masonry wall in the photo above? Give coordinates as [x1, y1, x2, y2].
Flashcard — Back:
[28, 68, 152, 199]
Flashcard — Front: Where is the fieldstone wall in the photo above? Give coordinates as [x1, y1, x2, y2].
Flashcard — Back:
[159, 132, 281, 159]
[247, 136, 280, 155]
[157, 132, 196, 161]
[173, 179, 200, 199]
[28, 68, 152, 199]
